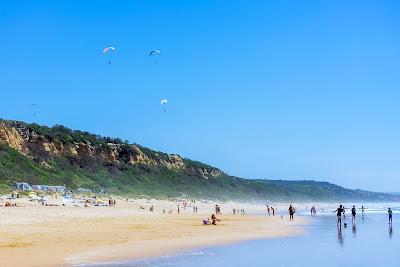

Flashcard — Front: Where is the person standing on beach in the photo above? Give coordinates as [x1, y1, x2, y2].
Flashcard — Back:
[311, 206, 317, 216]
[310, 206, 317, 216]
[388, 208, 393, 224]
[334, 205, 345, 229]
[267, 206, 270, 216]
[215, 205, 221, 215]
[351, 205, 356, 223]
[288, 205, 295, 221]
[271, 206, 275, 216]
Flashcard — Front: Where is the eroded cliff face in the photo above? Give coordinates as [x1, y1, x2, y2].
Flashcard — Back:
[0, 121, 221, 178]
[0, 122, 25, 153]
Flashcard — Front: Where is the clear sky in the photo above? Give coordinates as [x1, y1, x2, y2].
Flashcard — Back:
[1, 0, 400, 192]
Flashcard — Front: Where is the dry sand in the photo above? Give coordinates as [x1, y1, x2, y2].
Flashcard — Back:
[0, 198, 307, 267]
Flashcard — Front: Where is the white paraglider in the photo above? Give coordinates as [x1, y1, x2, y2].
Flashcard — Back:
[149, 49, 161, 64]
[102, 46, 116, 64]
[102, 46, 115, 54]
[160, 99, 168, 112]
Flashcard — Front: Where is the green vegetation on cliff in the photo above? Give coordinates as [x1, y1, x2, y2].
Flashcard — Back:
[0, 120, 398, 201]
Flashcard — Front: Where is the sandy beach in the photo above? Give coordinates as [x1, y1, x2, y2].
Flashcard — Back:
[0, 198, 306, 267]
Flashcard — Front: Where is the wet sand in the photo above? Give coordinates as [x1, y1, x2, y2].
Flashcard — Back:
[115, 210, 398, 267]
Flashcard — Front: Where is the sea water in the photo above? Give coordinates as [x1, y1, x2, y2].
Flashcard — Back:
[84, 205, 400, 267]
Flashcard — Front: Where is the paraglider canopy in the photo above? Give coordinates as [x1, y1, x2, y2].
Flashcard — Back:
[150, 50, 161, 56]
[102, 46, 116, 54]
[150, 49, 161, 63]
[160, 99, 168, 112]
[102, 46, 116, 64]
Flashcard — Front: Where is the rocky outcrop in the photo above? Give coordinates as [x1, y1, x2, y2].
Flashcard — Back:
[0, 122, 26, 153]
[0, 120, 222, 178]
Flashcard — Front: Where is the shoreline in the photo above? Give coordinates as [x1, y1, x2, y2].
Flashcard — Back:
[0, 199, 307, 267]
[69, 215, 307, 266]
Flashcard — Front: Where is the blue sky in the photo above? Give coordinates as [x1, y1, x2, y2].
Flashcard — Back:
[1, 0, 400, 191]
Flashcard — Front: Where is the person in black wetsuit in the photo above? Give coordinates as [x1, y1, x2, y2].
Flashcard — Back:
[288, 205, 295, 221]
[334, 205, 345, 229]
[351, 205, 356, 224]
[388, 208, 393, 224]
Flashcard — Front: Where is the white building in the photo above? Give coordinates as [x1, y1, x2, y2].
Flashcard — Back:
[14, 182, 32, 191]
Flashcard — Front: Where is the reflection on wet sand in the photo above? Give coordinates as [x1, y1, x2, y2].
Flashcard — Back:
[352, 223, 357, 237]
[107, 212, 399, 267]
[337, 228, 343, 247]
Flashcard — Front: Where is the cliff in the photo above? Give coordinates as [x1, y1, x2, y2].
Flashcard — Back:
[0, 119, 399, 201]
[0, 120, 221, 179]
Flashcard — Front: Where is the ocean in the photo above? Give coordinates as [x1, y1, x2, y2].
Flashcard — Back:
[84, 204, 399, 267]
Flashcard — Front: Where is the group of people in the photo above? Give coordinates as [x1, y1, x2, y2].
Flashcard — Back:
[333, 205, 393, 229]
[4, 201, 17, 207]
[192, 205, 198, 213]
[108, 198, 116, 206]
[203, 214, 220, 225]
[267, 205, 276, 216]
[162, 208, 174, 214]
[232, 208, 245, 215]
